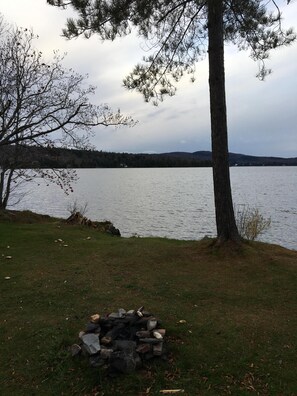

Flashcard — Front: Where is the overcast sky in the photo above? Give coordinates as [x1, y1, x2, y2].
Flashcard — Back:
[1, 0, 297, 157]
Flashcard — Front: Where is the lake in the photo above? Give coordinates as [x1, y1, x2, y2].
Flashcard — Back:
[13, 167, 297, 250]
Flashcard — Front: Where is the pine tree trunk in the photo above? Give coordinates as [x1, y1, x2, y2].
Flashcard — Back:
[207, 0, 241, 244]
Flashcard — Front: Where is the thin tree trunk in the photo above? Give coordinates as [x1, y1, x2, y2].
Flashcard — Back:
[0, 168, 5, 210]
[208, 0, 241, 244]
[0, 168, 13, 210]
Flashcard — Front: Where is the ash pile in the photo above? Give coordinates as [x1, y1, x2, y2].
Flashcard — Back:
[71, 307, 167, 376]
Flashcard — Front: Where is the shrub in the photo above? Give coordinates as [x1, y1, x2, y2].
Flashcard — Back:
[67, 200, 88, 216]
[235, 205, 271, 241]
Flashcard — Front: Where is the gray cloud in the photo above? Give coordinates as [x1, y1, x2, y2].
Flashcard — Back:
[1, 0, 297, 157]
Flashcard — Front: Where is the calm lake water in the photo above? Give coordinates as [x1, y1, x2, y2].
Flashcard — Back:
[14, 167, 297, 250]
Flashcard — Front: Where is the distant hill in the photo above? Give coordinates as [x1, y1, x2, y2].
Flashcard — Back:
[164, 151, 297, 166]
[0, 145, 296, 168]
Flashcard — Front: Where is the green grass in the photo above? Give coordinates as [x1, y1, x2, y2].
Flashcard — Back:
[0, 212, 297, 395]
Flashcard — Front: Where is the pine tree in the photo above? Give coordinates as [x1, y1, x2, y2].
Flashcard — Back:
[47, 0, 296, 244]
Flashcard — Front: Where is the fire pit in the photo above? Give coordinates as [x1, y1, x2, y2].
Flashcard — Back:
[71, 307, 167, 376]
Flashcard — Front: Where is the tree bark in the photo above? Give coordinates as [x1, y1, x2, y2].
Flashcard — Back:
[208, 0, 241, 244]
[0, 168, 13, 210]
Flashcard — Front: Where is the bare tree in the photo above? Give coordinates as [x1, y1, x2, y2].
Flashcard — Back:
[0, 18, 135, 209]
[47, 0, 295, 244]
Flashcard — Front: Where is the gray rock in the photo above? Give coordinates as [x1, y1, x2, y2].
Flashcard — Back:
[81, 333, 101, 355]
[113, 340, 137, 353]
[136, 330, 151, 338]
[108, 312, 120, 319]
[89, 354, 105, 367]
[118, 308, 126, 317]
[100, 348, 113, 360]
[139, 338, 162, 345]
[147, 319, 158, 331]
[85, 322, 101, 333]
[109, 351, 137, 374]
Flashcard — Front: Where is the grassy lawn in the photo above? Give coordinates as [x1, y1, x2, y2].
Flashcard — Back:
[0, 212, 296, 395]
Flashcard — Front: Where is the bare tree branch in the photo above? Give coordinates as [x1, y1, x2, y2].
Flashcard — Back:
[0, 18, 136, 209]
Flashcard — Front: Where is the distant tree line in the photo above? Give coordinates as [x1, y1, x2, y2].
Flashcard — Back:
[0, 145, 211, 169]
[1, 145, 296, 170]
